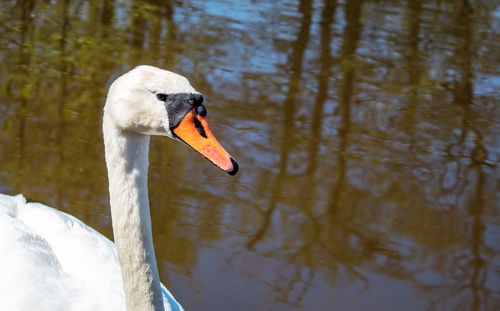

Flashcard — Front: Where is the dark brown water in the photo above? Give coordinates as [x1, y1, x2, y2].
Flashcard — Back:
[1, 0, 500, 310]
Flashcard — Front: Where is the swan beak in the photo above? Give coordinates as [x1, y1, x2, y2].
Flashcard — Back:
[172, 110, 238, 175]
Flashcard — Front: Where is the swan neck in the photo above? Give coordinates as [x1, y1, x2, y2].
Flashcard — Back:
[103, 115, 164, 311]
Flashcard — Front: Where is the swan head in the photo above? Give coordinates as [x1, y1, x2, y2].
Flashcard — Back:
[104, 65, 238, 175]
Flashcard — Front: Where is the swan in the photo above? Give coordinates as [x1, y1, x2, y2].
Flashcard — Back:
[0, 65, 238, 311]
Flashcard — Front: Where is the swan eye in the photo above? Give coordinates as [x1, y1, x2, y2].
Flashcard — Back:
[156, 93, 168, 102]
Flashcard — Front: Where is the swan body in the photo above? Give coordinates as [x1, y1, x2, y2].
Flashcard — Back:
[0, 194, 179, 311]
[0, 65, 238, 310]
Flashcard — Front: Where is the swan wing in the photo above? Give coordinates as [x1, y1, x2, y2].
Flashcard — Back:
[0, 193, 125, 310]
[0, 194, 76, 310]
[0, 194, 183, 311]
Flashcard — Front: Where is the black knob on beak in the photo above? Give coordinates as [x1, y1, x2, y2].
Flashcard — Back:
[191, 93, 204, 106]
[196, 104, 207, 117]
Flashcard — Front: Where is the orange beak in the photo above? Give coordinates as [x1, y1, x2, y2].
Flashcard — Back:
[172, 109, 238, 175]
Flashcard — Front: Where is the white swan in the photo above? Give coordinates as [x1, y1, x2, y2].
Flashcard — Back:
[0, 65, 238, 311]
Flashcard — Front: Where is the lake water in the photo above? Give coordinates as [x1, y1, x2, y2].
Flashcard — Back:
[1, 0, 499, 310]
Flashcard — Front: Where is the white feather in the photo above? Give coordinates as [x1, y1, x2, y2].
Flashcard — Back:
[0, 194, 183, 311]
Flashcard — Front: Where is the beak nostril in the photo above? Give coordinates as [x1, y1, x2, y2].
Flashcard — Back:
[193, 117, 207, 138]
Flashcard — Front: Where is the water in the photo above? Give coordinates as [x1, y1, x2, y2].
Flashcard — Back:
[1, 0, 499, 310]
